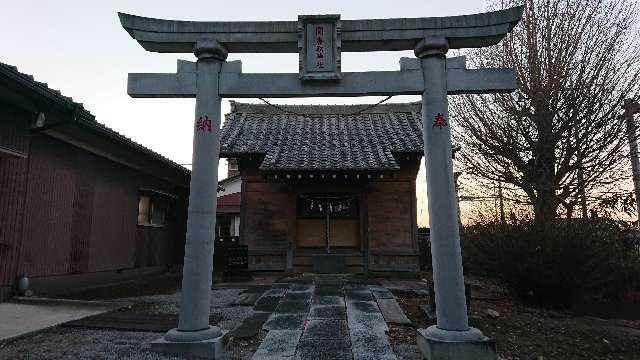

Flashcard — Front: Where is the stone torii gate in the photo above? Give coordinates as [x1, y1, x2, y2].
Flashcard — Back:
[119, 7, 523, 359]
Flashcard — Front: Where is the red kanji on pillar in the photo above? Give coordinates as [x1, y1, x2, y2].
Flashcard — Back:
[196, 115, 212, 133]
[432, 113, 447, 128]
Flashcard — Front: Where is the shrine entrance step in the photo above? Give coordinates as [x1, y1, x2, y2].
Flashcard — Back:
[312, 254, 346, 274]
[292, 249, 364, 274]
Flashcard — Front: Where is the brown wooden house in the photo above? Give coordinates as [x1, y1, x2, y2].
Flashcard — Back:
[0, 62, 190, 300]
[220, 101, 424, 273]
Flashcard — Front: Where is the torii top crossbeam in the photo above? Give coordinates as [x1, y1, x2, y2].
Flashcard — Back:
[118, 7, 523, 53]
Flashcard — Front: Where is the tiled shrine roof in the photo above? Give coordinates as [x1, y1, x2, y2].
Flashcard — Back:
[220, 101, 424, 171]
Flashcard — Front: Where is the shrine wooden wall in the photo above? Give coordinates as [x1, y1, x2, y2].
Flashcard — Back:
[238, 156, 420, 272]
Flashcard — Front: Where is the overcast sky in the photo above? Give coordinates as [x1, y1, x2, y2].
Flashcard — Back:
[2, 0, 491, 226]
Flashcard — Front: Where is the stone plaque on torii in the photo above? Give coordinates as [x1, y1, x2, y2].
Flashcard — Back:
[119, 7, 523, 359]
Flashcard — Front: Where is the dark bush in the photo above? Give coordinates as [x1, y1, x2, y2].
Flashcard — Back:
[460, 219, 640, 308]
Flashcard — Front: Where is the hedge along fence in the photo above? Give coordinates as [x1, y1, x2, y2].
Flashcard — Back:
[459, 219, 640, 308]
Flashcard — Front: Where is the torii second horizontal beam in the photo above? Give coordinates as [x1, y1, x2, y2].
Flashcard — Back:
[127, 59, 517, 98]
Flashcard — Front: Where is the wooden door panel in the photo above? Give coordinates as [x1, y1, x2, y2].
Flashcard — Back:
[296, 219, 325, 247]
[329, 219, 360, 247]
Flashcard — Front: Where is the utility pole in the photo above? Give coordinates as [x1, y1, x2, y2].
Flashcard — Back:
[454, 172, 463, 228]
[498, 181, 506, 225]
[452, 144, 462, 228]
[623, 99, 640, 227]
[571, 123, 588, 219]
[577, 151, 588, 219]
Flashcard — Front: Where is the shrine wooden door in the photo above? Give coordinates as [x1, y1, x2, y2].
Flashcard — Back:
[296, 194, 359, 251]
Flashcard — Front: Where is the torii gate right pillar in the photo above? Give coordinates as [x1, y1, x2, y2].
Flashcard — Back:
[415, 36, 497, 359]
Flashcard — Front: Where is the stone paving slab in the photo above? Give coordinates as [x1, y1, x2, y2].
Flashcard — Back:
[63, 311, 214, 332]
[243, 285, 273, 293]
[312, 295, 345, 306]
[275, 300, 310, 314]
[288, 284, 315, 293]
[295, 339, 352, 360]
[271, 283, 292, 289]
[346, 299, 389, 333]
[371, 289, 395, 300]
[368, 286, 388, 292]
[262, 313, 307, 331]
[230, 311, 271, 339]
[313, 275, 345, 285]
[235, 292, 264, 306]
[312, 295, 342, 305]
[254, 296, 281, 312]
[301, 319, 348, 340]
[349, 328, 397, 360]
[283, 292, 313, 302]
[349, 300, 379, 314]
[263, 288, 288, 297]
[313, 284, 343, 296]
[343, 284, 370, 292]
[376, 298, 411, 325]
[308, 304, 346, 319]
[344, 290, 374, 302]
[252, 329, 303, 359]
[348, 312, 389, 333]
[278, 277, 313, 285]
[345, 278, 380, 286]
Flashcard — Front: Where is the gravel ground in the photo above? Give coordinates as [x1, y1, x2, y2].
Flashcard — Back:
[0, 289, 255, 360]
[0, 327, 180, 360]
[0, 326, 255, 360]
[118, 288, 245, 315]
[393, 344, 422, 360]
[117, 288, 253, 331]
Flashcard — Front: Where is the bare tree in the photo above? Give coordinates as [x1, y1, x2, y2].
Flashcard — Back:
[451, 0, 640, 228]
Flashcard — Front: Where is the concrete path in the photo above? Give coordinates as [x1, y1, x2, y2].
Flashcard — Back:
[247, 274, 410, 360]
[0, 297, 128, 342]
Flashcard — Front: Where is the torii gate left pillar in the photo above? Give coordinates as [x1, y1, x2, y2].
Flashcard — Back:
[152, 40, 228, 358]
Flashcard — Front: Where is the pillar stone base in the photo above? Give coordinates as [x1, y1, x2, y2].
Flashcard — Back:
[417, 326, 497, 360]
[151, 328, 227, 359]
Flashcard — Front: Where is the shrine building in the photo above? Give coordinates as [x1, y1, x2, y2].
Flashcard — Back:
[219, 101, 424, 273]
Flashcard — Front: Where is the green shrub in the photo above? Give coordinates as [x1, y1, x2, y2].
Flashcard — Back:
[460, 219, 640, 308]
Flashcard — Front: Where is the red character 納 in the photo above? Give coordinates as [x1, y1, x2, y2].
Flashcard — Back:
[196, 115, 212, 133]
